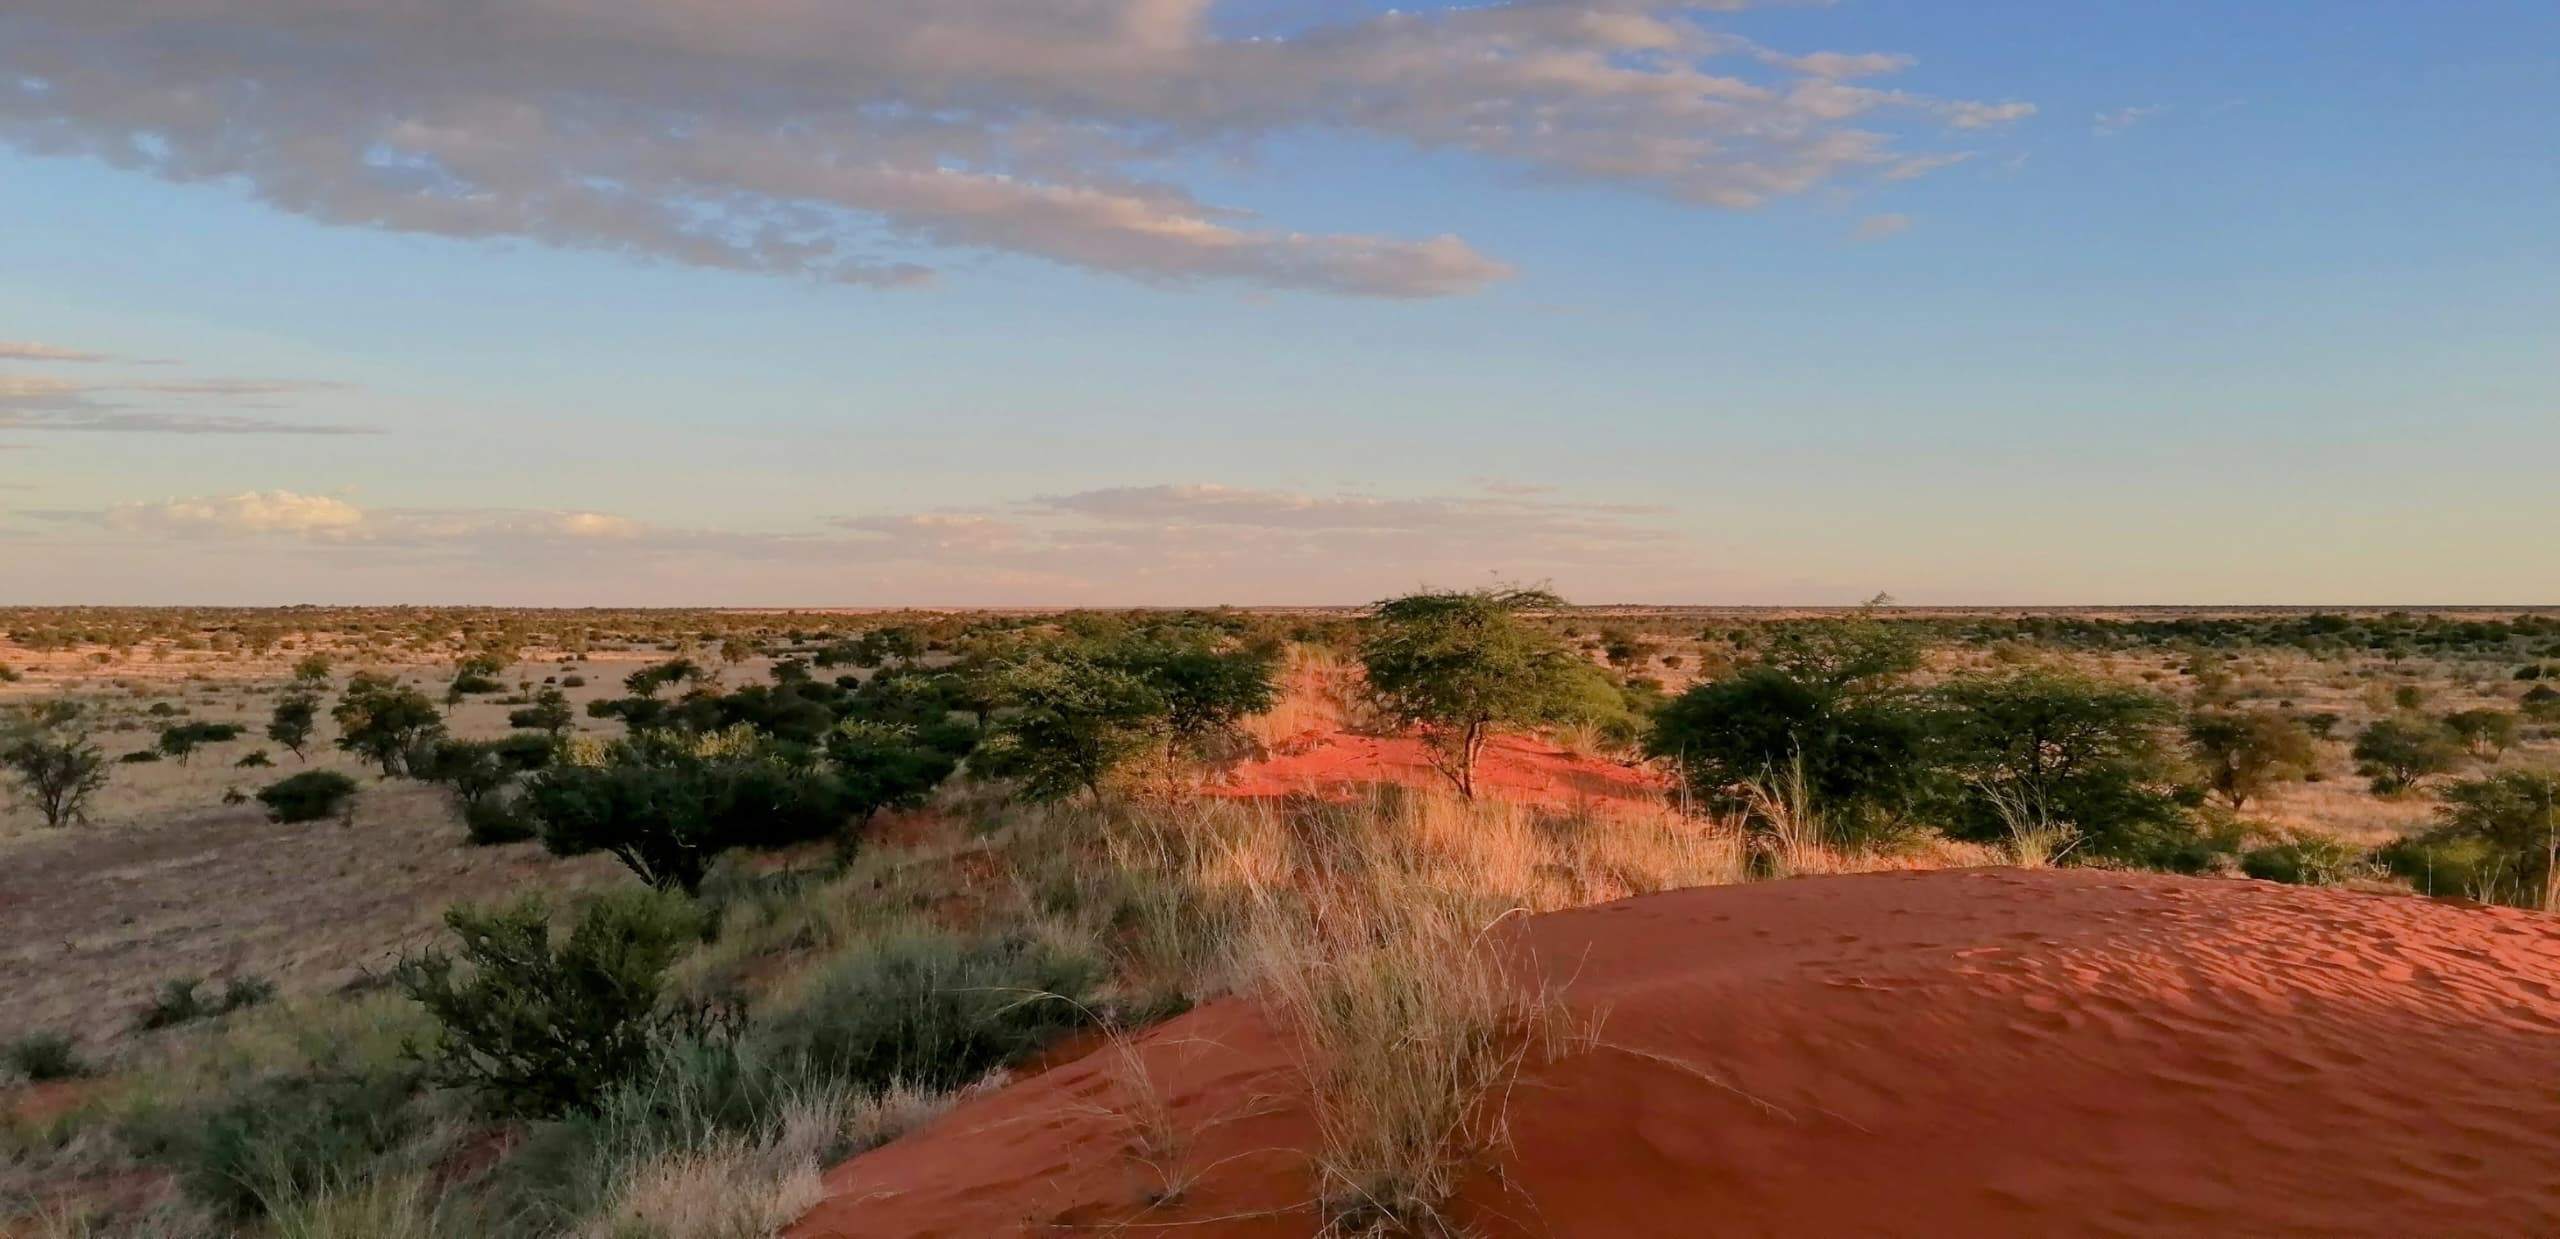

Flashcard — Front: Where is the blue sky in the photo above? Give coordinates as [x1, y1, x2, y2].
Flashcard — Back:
[2, 1, 2554, 605]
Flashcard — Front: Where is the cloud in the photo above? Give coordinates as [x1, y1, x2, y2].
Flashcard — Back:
[1852, 213, 1912, 242]
[41, 478, 1690, 602]
[0, 3, 2029, 297]
[85, 492, 657, 545]
[0, 341, 113, 362]
[0, 345, 370, 433]
[2094, 105, 2167, 136]
[106, 490, 366, 537]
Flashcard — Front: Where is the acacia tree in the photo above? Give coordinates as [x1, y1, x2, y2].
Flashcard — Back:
[979, 645, 1165, 802]
[2442, 709, 2520, 761]
[2184, 709, 2317, 811]
[1110, 631, 1281, 778]
[3, 702, 109, 828]
[1360, 588, 1577, 799]
[333, 671, 446, 776]
[268, 690, 320, 760]
[2352, 716, 2464, 794]
[1932, 671, 2182, 852]
[507, 687, 575, 737]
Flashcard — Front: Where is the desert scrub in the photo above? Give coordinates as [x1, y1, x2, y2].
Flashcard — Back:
[395, 887, 712, 1119]
[256, 769, 360, 823]
[2241, 831, 2372, 887]
[122, 1064, 429, 1221]
[5, 1032, 88, 1082]
[755, 925, 1103, 1093]
[133, 974, 276, 1031]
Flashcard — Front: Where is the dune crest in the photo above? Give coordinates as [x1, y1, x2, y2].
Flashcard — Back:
[792, 868, 2560, 1237]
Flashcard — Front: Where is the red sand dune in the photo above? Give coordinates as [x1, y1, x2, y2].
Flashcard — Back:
[1217, 728, 1668, 809]
[791, 868, 2560, 1238]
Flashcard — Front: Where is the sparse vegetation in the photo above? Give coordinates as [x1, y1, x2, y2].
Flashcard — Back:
[3, 701, 110, 828]
[7, 604, 2560, 1235]
[256, 770, 361, 823]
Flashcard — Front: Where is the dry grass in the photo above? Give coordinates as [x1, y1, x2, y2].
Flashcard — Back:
[994, 786, 1746, 1233]
[573, 1091, 845, 1239]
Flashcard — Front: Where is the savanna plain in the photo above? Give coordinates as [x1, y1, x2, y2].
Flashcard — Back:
[4, 601, 2558, 1237]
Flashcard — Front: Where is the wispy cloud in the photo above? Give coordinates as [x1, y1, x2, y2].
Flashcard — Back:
[1852, 213, 1913, 242]
[0, 3, 2029, 298]
[2094, 105, 2168, 136]
[32, 479, 1691, 602]
[0, 344, 369, 434]
[0, 341, 114, 363]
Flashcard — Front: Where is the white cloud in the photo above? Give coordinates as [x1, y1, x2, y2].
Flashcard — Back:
[0, 2, 2029, 297]
[107, 490, 366, 537]
[1852, 213, 1912, 242]
[2094, 105, 2167, 136]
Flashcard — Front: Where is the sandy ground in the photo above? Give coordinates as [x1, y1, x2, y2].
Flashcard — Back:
[1217, 727, 1667, 809]
[0, 780, 623, 1055]
[791, 868, 2560, 1238]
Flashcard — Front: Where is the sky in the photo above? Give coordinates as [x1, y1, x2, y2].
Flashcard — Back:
[2, 0, 2555, 607]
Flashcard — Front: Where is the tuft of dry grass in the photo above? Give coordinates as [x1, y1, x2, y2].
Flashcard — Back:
[997, 786, 1744, 1233]
[574, 1092, 845, 1239]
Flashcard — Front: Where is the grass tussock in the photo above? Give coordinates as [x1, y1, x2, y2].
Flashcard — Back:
[997, 785, 1743, 1233]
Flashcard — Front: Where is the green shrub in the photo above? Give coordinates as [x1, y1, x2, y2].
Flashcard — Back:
[157, 720, 245, 764]
[758, 928, 1102, 1092]
[131, 1068, 423, 1220]
[524, 741, 849, 894]
[257, 770, 361, 823]
[2383, 772, 2560, 907]
[119, 748, 164, 763]
[2241, 832, 2371, 886]
[135, 974, 277, 1031]
[394, 889, 712, 1118]
[235, 749, 274, 768]
[462, 795, 538, 845]
[5, 1031, 88, 1081]
[136, 977, 215, 1030]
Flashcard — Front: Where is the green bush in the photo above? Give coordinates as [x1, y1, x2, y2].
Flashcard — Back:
[462, 795, 538, 845]
[758, 928, 1102, 1092]
[524, 741, 849, 893]
[394, 889, 712, 1118]
[5, 1031, 88, 1081]
[135, 974, 278, 1031]
[2241, 832, 2371, 886]
[119, 748, 164, 763]
[131, 1068, 423, 1220]
[234, 749, 274, 768]
[257, 770, 361, 823]
[2382, 772, 2560, 907]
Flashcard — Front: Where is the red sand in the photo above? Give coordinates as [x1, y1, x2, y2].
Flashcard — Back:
[1218, 728, 1668, 809]
[790, 868, 2560, 1237]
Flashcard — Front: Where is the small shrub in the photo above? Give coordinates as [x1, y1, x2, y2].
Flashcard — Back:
[2241, 832, 2371, 886]
[462, 795, 538, 845]
[131, 1068, 423, 1220]
[757, 928, 1102, 1092]
[119, 748, 164, 764]
[5, 1031, 88, 1081]
[135, 973, 277, 1030]
[395, 889, 713, 1118]
[235, 749, 274, 768]
[0, 662, 19, 683]
[257, 770, 361, 823]
[136, 977, 215, 1030]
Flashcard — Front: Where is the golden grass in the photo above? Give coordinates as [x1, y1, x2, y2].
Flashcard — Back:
[990, 786, 1748, 1233]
